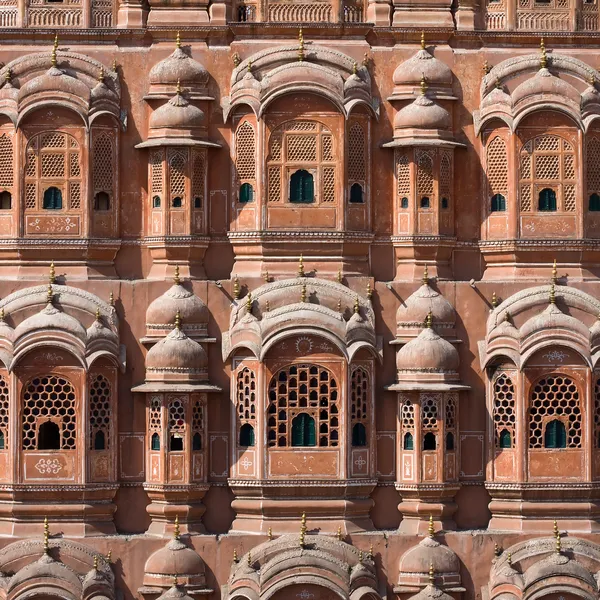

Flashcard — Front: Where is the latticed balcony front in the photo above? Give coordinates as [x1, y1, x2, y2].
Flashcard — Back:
[0, 0, 114, 28]
[234, 0, 364, 22]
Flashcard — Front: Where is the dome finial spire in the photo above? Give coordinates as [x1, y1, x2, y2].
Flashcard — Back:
[174, 515, 180, 540]
[550, 282, 556, 305]
[174, 265, 180, 285]
[174, 309, 182, 330]
[354, 296, 360, 315]
[46, 284, 54, 306]
[51, 36, 58, 68]
[428, 514, 435, 538]
[176, 78, 182, 95]
[422, 264, 429, 285]
[298, 254, 305, 277]
[176, 31, 181, 49]
[43, 516, 50, 554]
[298, 28, 304, 62]
[246, 292, 252, 312]
[233, 275, 240, 300]
[49, 261, 55, 284]
[425, 311, 433, 328]
[540, 37, 547, 69]
[421, 30, 426, 50]
[491, 291, 498, 308]
[428, 562, 435, 585]
[551, 258, 558, 285]
[420, 74, 428, 96]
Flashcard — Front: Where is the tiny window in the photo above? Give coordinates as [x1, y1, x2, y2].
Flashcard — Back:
[153, 196, 161, 208]
[441, 197, 449, 209]
[350, 183, 364, 204]
[403, 432, 414, 450]
[172, 197, 182, 208]
[352, 422, 367, 447]
[446, 432, 454, 451]
[43, 187, 62, 210]
[401, 197, 409, 209]
[423, 431, 436, 450]
[491, 193, 507, 212]
[239, 423, 255, 447]
[291, 413, 316, 447]
[194, 197, 202, 209]
[499, 428, 512, 449]
[38, 421, 60, 450]
[290, 170, 314, 203]
[94, 430, 106, 450]
[538, 188, 557, 212]
[239, 183, 254, 203]
[192, 432, 202, 451]
[0, 431, 5, 450]
[94, 191, 110, 211]
[420, 196, 430, 209]
[545, 419, 567, 449]
[590, 193, 600, 212]
[0, 191, 11, 210]
[170, 434, 183, 451]
[151, 432, 160, 451]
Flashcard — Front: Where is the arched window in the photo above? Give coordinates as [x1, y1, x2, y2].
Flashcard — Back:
[153, 195, 161, 208]
[93, 430, 106, 450]
[545, 419, 567, 449]
[0, 191, 11, 210]
[403, 432, 414, 450]
[172, 196, 182, 208]
[291, 413, 316, 447]
[423, 431, 436, 450]
[43, 187, 62, 210]
[420, 197, 430, 208]
[401, 197, 409, 209]
[192, 432, 202, 451]
[192, 397, 204, 453]
[151, 432, 160, 450]
[235, 121, 256, 195]
[194, 197, 202, 208]
[538, 188, 557, 211]
[168, 398, 185, 452]
[590, 193, 600, 211]
[350, 183, 364, 203]
[499, 429, 512, 449]
[38, 421, 61, 450]
[491, 193, 506, 212]
[239, 183, 254, 203]
[0, 431, 5, 450]
[94, 191, 110, 211]
[441, 197, 449, 209]
[268, 364, 339, 448]
[239, 423, 255, 447]
[290, 170, 314, 203]
[90, 374, 111, 451]
[352, 423, 367, 447]
[446, 432, 454, 451]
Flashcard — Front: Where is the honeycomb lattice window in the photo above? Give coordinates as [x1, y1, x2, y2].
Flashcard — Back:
[351, 367, 369, 441]
[416, 150, 434, 200]
[93, 132, 114, 195]
[192, 395, 204, 450]
[168, 397, 186, 433]
[237, 367, 256, 426]
[445, 393, 457, 430]
[168, 150, 186, 200]
[587, 137, 600, 198]
[421, 394, 440, 431]
[24, 132, 81, 212]
[0, 376, 8, 449]
[149, 396, 162, 434]
[22, 375, 77, 450]
[267, 120, 336, 204]
[89, 374, 111, 450]
[348, 123, 366, 182]
[519, 135, 576, 213]
[150, 150, 164, 196]
[493, 372, 515, 449]
[529, 375, 581, 448]
[267, 364, 339, 448]
[396, 150, 411, 200]
[487, 136, 508, 197]
[401, 397, 415, 433]
[191, 150, 206, 204]
[594, 376, 600, 447]
[0, 134, 13, 188]
[236, 121, 256, 182]
[439, 151, 452, 203]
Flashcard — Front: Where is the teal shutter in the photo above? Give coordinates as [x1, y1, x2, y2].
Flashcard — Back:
[539, 188, 557, 211]
[491, 194, 506, 212]
[292, 414, 303, 446]
[151, 432, 160, 450]
[302, 171, 314, 202]
[403, 432, 414, 450]
[305, 415, 316, 447]
[352, 423, 367, 447]
[545, 420, 566, 448]
[292, 413, 316, 447]
[239, 183, 254, 203]
[557, 421, 567, 448]
[43, 187, 62, 210]
[499, 428, 512, 449]
[239, 424, 255, 447]
[590, 193, 600, 211]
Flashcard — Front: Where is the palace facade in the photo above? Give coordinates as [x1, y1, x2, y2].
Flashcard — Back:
[0, 3, 599, 600]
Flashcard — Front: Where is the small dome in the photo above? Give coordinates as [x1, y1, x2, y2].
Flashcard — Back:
[396, 327, 459, 373]
[397, 282, 455, 330]
[409, 584, 454, 600]
[149, 47, 208, 87]
[523, 552, 596, 589]
[150, 92, 205, 132]
[87, 314, 118, 345]
[18, 67, 90, 104]
[582, 83, 600, 109]
[146, 325, 207, 380]
[0, 79, 18, 103]
[145, 538, 206, 586]
[481, 85, 511, 110]
[15, 299, 86, 343]
[520, 301, 589, 341]
[512, 69, 579, 107]
[157, 585, 194, 600]
[9, 554, 82, 593]
[91, 79, 116, 104]
[344, 72, 366, 94]
[394, 95, 450, 131]
[400, 536, 461, 579]
[393, 49, 453, 87]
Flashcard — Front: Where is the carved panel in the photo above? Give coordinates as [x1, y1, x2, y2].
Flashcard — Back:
[26, 215, 80, 236]
[269, 450, 338, 477]
[23, 452, 75, 481]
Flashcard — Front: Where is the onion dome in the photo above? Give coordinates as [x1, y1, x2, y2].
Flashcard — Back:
[582, 78, 600, 111]
[520, 298, 588, 341]
[87, 310, 118, 345]
[156, 584, 194, 600]
[481, 83, 511, 110]
[393, 49, 452, 89]
[90, 69, 117, 105]
[146, 269, 208, 338]
[149, 36, 209, 90]
[144, 532, 206, 589]
[0, 70, 18, 103]
[512, 69, 579, 107]
[149, 87, 205, 134]
[9, 553, 82, 593]
[590, 316, 600, 344]
[145, 313, 207, 382]
[523, 550, 595, 589]
[394, 94, 451, 131]
[346, 297, 369, 343]
[488, 311, 519, 343]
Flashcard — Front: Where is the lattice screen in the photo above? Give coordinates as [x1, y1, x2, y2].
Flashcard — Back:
[487, 136, 508, 196]
[350, 367, 369, 435]
[236, 121, 256, 180]
[416, 150, 434, 199]
[93, 132, 114, 195]
[445, 393, 457, 430]
[191, 149, 206, 205]
[89, 374, 111, 450]
[267, 364, 339, 447]
[237, 367, 256, 431]
[192, 395, 204, 449]
[587, 137, 600, 197]
[421, 394, 440, 431]
[168, 150, 186, 200]
[493, 372, 515, 448]
[595, 376, 600, 447]
[0, 134, 13, 189]
[439, 151, 452, 203]
[0, 376, 8, 449]
[396, 150, 411, 200]
[149, 396, 162, 445]
[348, 123, 366, 181]
[168, 397, 186, 435]
[150, 150, 164, 196]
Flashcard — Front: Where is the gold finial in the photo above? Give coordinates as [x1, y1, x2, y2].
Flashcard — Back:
[368, 544, 373, 560]
[420, 74, 428, 96]
[588, 73, 596, 86]
[422, 264, 429, 285]
[95, 308, 101, 322]
[495, 77, 501, 90]
[232, 52, 241, 67]
[43, 516, 50, 554]
[53, 34, 58, 51]
[494, 543, 501, 557]
[552, 258, 557, 285]
[298, 254, 305, 277]
[428, 514, 435, 538]
[247, 59, 252, 74]
[301, 512, 307, 533]
[0, 308, 5, 321]
[112, 59, 117, 72]
[540, 37, 547, 69]
[49, 261, 55, 284]
[362, 52, 369, 67]
[420, 30, 426, 50]
[300, 528, 306, 547]
[425, 311, 433, 328]
[246, 292, 253, 312]
[504, 310, 510, 323]
[507, 552, 512, 566]
[268, 527, 273, 541]
[301, 283, 307, 303]
[173, 574, 179, 587]
[492, 291, 497, 308]
[337, 299, 342, 313]
[98, 66, 105, 83]
[556, 534, 562, 554]
[483, 60, 490, 74]
[174, 309, 182, 330]
[4, 68, 10, 83]
[46, 284, 54, 305]
[265, 299, 270, 312]
[106, 550, 112, 563]
[337, 525, 342, 541]
[93, 555, 99, 570]
[233, 549, 238, 563]
[51, 43, 57, 68]
[174, 515, 180, 540]
[353, 61, 358, 75]
[298, 27, 304, 62]
[354, 296, 360, 315]
[550, 282, 556, 305]
[174, 265, 180, 285]
[553, 519, 559, 538]
[337, 270, 343, 284]
[109, 291, 115, 306]
[176, 31, 181, 49]
[176, 79, 182, 95]
[247, 551, 252, 567]
[366, 282, 373, 300]
[428, 562, 435, 585]
[233, 275, 240, 300]
[263, 270, 269, 283]
[358, 549, 363, 562]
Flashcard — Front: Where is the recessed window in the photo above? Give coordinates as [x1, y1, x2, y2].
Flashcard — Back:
[0, 191, 11, 210]
[350, 183, 364, 204]
[94, 191, 110, 211]
[538, 188, 557, 212]
[590, 193, 600, 212]
[93, 430, 106, 450]
[169, 434, 183, 451]
[153, 195, 161, 208]
[291, 413, 316, 447]
[151, 432, 160, 450]
[423, 431, 436, 450]
[491, 193, 506, 212]
[352, 423, 367, 447]
[0, 431, 4, 450]
[420, 196, 430, 209]
[290, 169, 314, 203]
[403, 432, 414, 450]
[172, 197, 182, 208]
[194, 197, 202, 209]
[239, 183, 254, 203]
[401, 197, 409, 209]
[446, 432, 454, 451]
[499, 428, 512, 449]
[43, 187, 62, 210]
[239, 423, 255, 447]
[38, 421, 60, 450]
[192, 432, 202, 451]
[441, 197, 449, 209]
[545, 419, 567, 449]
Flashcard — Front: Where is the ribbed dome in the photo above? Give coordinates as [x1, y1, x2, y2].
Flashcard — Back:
[15, 300, 86, 342]
[397, 283, 455, 329]
[150, 92, 205, 131]
[91, 79, 115, 104]
[394, 95, 450, 130]
[18, 67, 90, 104]
[400, 536, 461, 576]
[512, 69, 579, 106]
[481, 85, 511, 110]
[149, 47, 208, 87]
[157, 585, 194, 600]
[145, 538, 206, 579]
[86, 315, 118, 345]
[9, 554, 81, 592]
[393, 49, 453, 87]
[523, 552, 595, 589]
[344, 72, 365, 94]
[396, 327, 459, 373]
[520, 302, 588, 341]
